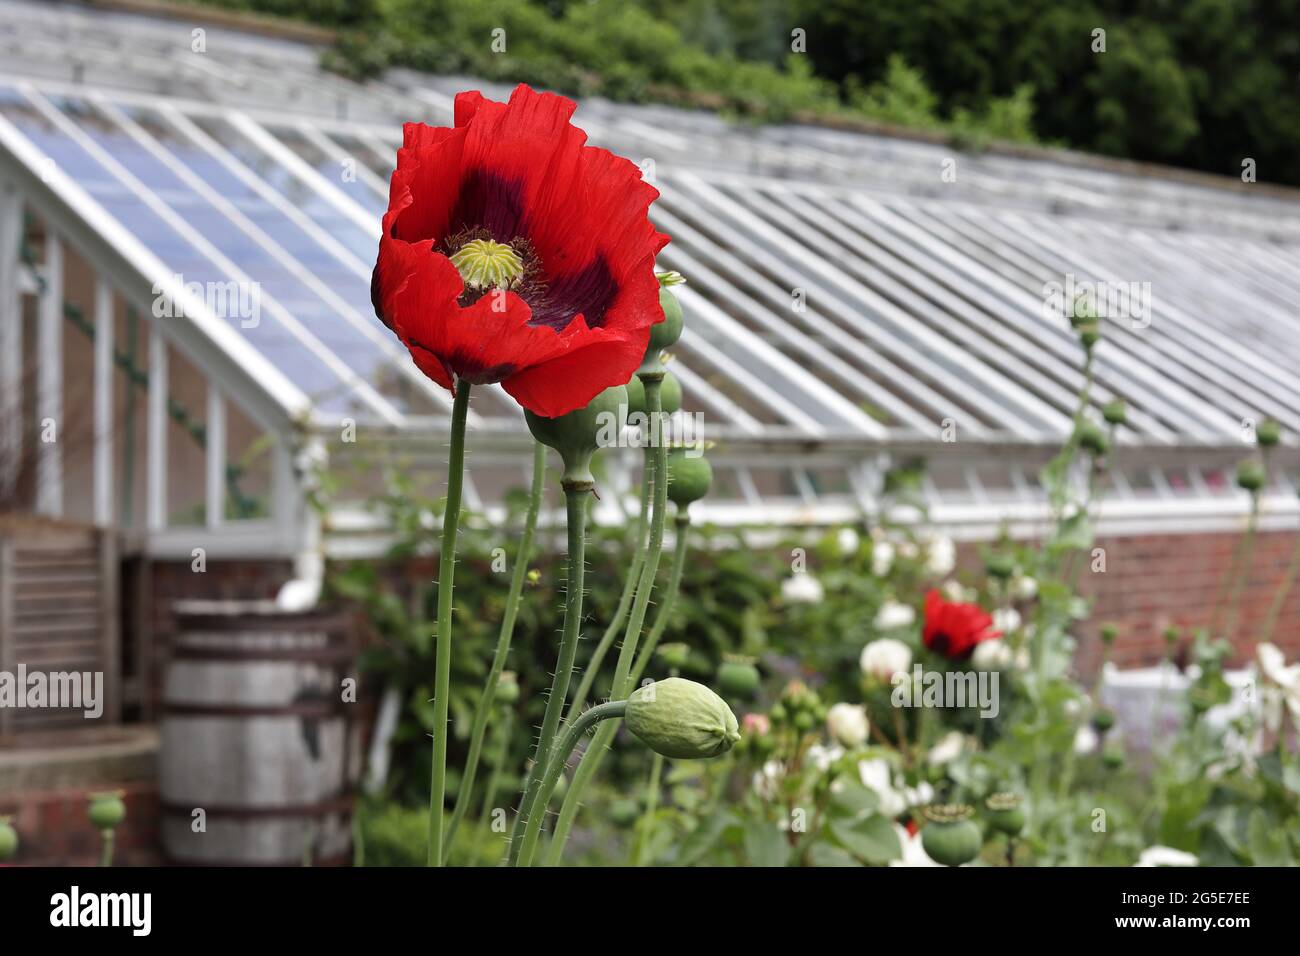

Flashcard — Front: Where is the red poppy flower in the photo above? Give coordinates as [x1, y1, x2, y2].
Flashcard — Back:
[371, 83, 670, 418]
[922, 590, 1001, 660]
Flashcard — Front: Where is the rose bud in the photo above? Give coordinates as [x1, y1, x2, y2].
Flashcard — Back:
[920, 804, 983, 867]
[666, 447, 713, 508]
[1257, 419, 1281, 447]
[625, 678, 740, 759]
[494, 671, 520, 705]
[1102, 400, 1127, 426]
[1236, 459, 1265, 492]
[525, 384, 628, 486]
[716, 655, 761, 699]
[826, 703, 870, 748]
[984, 792, 1026, 838]
[88, 791, 127, 831]
[0, 817, 17, 861]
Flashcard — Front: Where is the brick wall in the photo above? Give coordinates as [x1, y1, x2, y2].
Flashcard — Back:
[0, 782, 159, 866]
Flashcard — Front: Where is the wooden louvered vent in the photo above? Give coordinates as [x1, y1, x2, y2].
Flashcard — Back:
[0, 516, 120, 734]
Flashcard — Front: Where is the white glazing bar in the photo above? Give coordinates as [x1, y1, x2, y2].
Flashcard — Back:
[35, 230, 62, 517]
[93, 278, 114, 526]
[0, 181, 21, 499]
[18, 86, 403, 427]
[147, 330, 167, 532]
[206, 383, 225, 531]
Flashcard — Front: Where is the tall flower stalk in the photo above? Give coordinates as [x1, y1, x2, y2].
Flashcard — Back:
[428, 381, 472, 866]
[443, 441, 546, 862]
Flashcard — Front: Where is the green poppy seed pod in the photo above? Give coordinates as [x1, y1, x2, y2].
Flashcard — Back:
[1069, 297, 1096, 330]
[0, 817, 17, 861]
[1099, 624, 1117, 645]
[1080, 326, 1101, 349]
[608, 798, 640, 829]
[984, 793, 1025, 838]
[1236, 459, 1266, 493]
[666, 448, 712, 507]
[1102, 400, 1127, 426]
[921, 805, 983, 867]
[639, 287, 684, 376]
[656, 642, 691, 671]
[1257, 419, 1281, 448]
[625, 369, 682, 416]
[1078, 420, 1108, 456]
[985, 552, 1016, 580]
[494, 671, 520, 705]
[1091, 708, 1116, 734]
[1102, 743, 1124, 770]
[88, 791, 126, 831]
[716, 655, 760, 699]
[625, 677, 740, 759]
[525, 384, 627, 487]
[768, 701, 788, 724]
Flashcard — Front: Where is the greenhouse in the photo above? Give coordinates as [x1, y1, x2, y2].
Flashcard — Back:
[0, 0, 1298, 882]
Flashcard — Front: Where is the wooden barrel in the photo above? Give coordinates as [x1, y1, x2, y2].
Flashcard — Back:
[160, 600, 358, 866]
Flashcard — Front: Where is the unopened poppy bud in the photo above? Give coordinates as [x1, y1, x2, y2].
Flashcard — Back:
[716, 654, 761, 699]
[495, 671, 520, 705]
[666, 447, 712, 507]
[1236, 459, 1265, 492]
[1078, 420, 1108, 456]
[1102, 400, 1127, 426]
[640, 287, 684, 375]
[0, 816, 17, 861]
[920, 804, 983, 867]
[525, 384, 627, 487]
[1091, 708, 1115, 734]
[984, 792, 1025, 837]
[1257, 419, 1281, 448]
[656, 642, 691, 671]
[88, 791, 126, 831]
[985, 552, 1016, 579]
[625, 369, 682, 415]
[608, 798, 640, 828]
[625, 678, 740, 759]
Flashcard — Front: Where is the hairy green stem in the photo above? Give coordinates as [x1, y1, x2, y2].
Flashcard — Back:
[565, 450, 653, 723]
[510, 482, 590, 866]
[474, 705, 514, 866]
[635, 754, 665, 866]
[628, 514, 690, 688]
[428, 381, 471, 866]
[443, 440, 546, 862]
[99, 830, 114, 868]
[541, 378, 670, 865]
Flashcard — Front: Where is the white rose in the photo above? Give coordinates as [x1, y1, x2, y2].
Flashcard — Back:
[826, 703, 870, 748]
[837, 527, 861, 556]
[925, 534, 956, 577]
[1074, 725, 1099, 755]
[781, 573, 824, 604]
[1134, 846, 1198, 867]
[874, 599, 916, 631]
[971, 638, 1014, 671]
[860, 638, 913, 683]
[858, 758, 906, 818]
[751, 759, 784, 800]
[871, 540, 895, 577]
[992, 607, 1021, 634]
[926, 731, 964, 765]
[1011, 575, 1038, 600]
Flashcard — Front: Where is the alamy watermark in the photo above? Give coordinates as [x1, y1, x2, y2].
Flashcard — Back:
[891, 665, 1000, 718]
[152, 274, 261, 328]
[0, 665, 104, 718]
[1042, 273, 1151, 329]
[596, 405, 706, 457]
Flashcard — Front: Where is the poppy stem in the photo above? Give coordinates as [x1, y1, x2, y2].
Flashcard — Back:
[443, 439, 546, 863]
[510, 479, 591, 866]
[473, 703, 515, 865]
[565, 446, 652, 723]
[539, 374, 670, 866]
[628, 513, 691, 688]
[428, 381, 472, 866]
